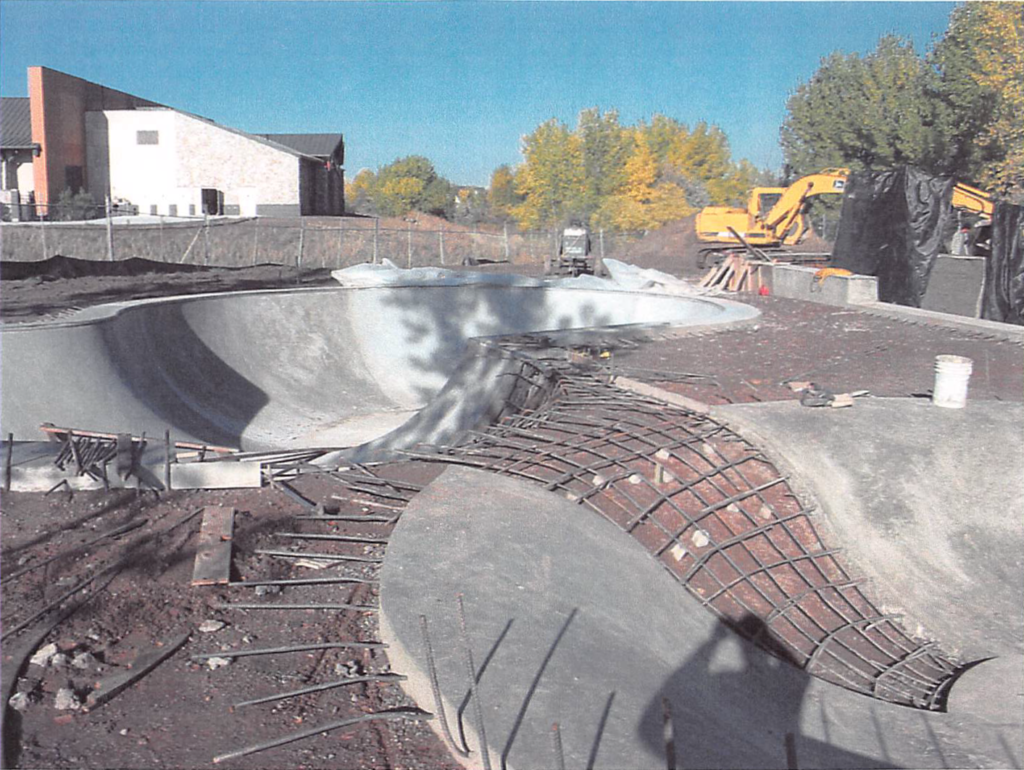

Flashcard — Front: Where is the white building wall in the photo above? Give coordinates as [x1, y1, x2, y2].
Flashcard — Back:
[16, 157, 35, 193]
[173, 111, 300, 216]
[84, 108, 302, 217]
[86, 109, 179, 214]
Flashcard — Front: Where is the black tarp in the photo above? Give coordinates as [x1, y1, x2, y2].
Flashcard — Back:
[832, 167, 957, 307]
[981, 202, 1024, 325]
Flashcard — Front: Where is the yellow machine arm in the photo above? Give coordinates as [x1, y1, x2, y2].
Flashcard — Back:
[951, 183, 994, 217]
[761, 168, 850, 240]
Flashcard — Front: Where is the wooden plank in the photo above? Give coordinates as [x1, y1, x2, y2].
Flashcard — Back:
[191, 506, 235, 586]
[84, 632, 190, 711]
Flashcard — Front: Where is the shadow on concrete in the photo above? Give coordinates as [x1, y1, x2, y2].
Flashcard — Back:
[379, 285, 611, 403]
[456, 618, 515, 752]
[640, 615, 894, 769]
[99, 301, 268, 448]
[586, 690, 616, 770]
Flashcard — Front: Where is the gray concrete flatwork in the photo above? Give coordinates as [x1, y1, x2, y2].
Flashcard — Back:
[712, 398, 1024, 663]
[379, 466, 1021, 770]
[0, 284, 756, 452]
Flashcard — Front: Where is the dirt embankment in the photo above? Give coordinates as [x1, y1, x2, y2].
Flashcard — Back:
[614, 216, 704, 276]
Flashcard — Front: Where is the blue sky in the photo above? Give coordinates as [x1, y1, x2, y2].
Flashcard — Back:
[1, 1, 956, 186]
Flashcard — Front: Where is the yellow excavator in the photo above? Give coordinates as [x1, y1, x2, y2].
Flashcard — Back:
[695, 168, 994, 264]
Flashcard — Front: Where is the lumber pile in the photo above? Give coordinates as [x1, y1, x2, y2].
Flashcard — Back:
[698, 253, 763, 292]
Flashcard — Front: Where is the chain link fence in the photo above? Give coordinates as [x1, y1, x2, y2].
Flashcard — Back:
[1, 207, 647, 270]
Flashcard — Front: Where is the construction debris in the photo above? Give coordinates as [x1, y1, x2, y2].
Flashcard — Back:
[191, 507, 235, 587]
[84, 633, 190, 712]
[698, 252, 766, 292]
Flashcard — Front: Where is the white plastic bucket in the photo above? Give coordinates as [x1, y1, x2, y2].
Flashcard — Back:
[933, 355, 973, 408]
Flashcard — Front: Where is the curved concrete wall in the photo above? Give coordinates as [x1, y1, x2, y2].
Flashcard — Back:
[1, 284, 757, 450]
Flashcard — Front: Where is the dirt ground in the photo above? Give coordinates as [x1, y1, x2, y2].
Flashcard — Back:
[2, 468, 463, 770]
[0, 256, 544, 324]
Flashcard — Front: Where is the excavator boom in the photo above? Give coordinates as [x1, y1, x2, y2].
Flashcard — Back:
[695, 168, 995, 256]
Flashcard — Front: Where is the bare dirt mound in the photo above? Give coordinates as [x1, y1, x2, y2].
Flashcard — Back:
[613, 216, 703, 277]
[796, 229, 833, 254]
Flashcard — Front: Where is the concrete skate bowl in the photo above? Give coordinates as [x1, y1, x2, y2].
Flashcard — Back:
[0, 283, 757, 454]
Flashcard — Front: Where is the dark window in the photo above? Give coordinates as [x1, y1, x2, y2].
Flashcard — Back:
[201, 188, 223, 215]
[758, 193, 783, 217]
[189, 204, 195, 216]
[137, 131, 159, 145]
[150, 205, 158, 215]
[169, 204, 178, 216]
[64, 165, 84, 193]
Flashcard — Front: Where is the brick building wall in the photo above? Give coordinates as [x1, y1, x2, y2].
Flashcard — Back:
[29, 66, 161, 212]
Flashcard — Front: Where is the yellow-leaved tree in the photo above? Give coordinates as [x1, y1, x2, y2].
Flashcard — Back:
[593, 131, 695, 230]
[512, 119, 585, 230]
[934, 3, 1024, 199]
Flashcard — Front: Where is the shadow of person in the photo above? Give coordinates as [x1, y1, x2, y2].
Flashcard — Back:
[638, 614, 812, 769]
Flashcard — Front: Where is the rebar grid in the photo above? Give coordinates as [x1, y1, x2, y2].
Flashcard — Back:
[418, 362, 960, 710]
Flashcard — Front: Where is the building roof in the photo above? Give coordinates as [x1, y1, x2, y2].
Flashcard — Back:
[258, 133, 343, 161]
[1, 97, 35, 149]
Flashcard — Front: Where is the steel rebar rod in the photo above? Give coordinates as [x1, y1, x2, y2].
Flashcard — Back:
[275, 532, 389, 544]
[191, 641, 386, 660]
[419, 615, 471, 757]
[211, 710, 431, 764]
[234, 674, 406, 708]
[214, 602, 378, 612]
[552, 723, 566, 770]
[229, 576, 377, 587]
[456, 594, 492, 770]
[254, 549, 383, 564]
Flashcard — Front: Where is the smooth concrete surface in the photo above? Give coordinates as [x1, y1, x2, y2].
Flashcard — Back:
[712, 398, 1023, 661]
[857, 300, 1024, 344]
[380, 466, 1022, 770]
[713, 397, 1024, 761]
[1, 284, 758, 452]
[922, 255, 986, 318]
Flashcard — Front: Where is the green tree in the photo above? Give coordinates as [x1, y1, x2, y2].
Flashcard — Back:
[53, 188, 97, 221]
[576, 108, 633, 218]
[365, 155, 455, 217]
[780, 36, 941, 177]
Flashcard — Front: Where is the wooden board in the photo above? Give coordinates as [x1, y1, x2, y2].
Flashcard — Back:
[191, 506, 235, 586]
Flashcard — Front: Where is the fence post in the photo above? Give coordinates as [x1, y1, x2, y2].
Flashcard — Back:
[373, 218, 379, 264]
[439, 225, 445, 266]
[159, 215, 167, 262]
[407, 220, 413, 268]
[297, 218, 305, 268]
[105, 195, 115, 261]
[202, 212, 210, 265]
[599, 228, 605, 260]
[40, 218, 47, 261]
[503, 222, 510, 262]
[252, 217, 260, 265]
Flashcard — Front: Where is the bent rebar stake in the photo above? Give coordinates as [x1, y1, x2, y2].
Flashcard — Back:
[419, 614, 471, 757]
[552, 722, 566, 770]
[456, 594, 492, 770]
